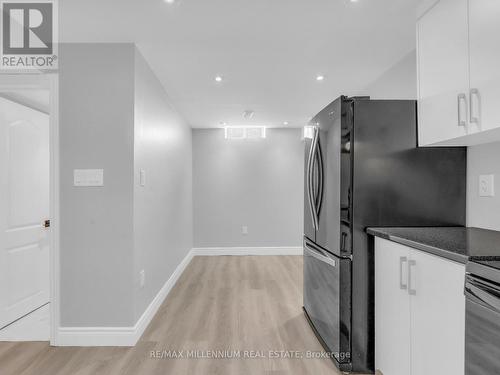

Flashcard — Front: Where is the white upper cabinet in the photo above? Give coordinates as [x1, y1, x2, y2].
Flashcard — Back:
[468, 0, 500, 133]
[417, 0, 500, 146]
[417, 0, 469, 146]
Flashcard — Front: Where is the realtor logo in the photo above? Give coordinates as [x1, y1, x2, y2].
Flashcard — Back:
[0, 0, 58, 70]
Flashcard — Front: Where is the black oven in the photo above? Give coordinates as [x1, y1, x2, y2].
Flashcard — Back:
[465, 263, 500, 374]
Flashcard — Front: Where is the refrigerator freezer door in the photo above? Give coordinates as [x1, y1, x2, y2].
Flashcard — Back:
[303, 238, 351, 366]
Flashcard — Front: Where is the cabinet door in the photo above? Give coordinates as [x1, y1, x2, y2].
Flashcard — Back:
[409, 250, 465, 375]
[417, 0, 470, 145]
[469, 0, 500, 132]
[375, 238, 411, 375]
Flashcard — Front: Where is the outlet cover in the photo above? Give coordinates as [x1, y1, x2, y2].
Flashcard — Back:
[479, 175, 495, 197]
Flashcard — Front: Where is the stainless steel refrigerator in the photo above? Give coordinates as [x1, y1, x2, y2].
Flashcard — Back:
[303, 96, 466, 373]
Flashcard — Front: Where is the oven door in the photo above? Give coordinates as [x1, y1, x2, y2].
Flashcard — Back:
[465, 275, 500, 375]
[303, 238, 351, 365]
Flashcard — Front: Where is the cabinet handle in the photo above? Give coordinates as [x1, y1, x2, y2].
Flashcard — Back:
[408, 260, 417, 296]
[470, 88, 480, 124]
[457, 93, 467, 127]
[399, 257, 408, 290]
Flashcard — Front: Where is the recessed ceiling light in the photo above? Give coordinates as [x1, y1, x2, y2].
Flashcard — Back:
[316, 75, 325, 81]
[215, 75, 223, 83]
[283, 121, 289, 125]
[165, 0, 175, 4]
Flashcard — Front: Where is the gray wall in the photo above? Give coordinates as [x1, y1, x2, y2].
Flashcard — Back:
[193, 128, 304, 248]
[60, 44, 136, 326]
[467, 142, 500, 230]
[133, 49, 193, 321]
[60, 44, 193, 327]
[359, 50, 417, 100]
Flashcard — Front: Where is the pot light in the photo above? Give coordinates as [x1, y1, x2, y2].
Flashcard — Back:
[165, 0, 175, 3]
[316, 75, 325, 81]
[215, 75, 223, 83]
[283, 121, 289, 125]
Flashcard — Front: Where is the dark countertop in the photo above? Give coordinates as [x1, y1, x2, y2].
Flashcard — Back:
[367, 227, 500, 264]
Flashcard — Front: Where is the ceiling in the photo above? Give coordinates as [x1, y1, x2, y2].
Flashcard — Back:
[60, 0, 419, 128]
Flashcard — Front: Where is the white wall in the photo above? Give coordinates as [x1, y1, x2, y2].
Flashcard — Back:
[467, 142, 500, 230]
[193, 128, 304, 248]
[60, 44, 136, 327]
[133, 49, 193, 321]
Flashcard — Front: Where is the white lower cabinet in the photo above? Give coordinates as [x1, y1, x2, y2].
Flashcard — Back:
[375, 239, 411, 375]
[375, 238, 465, 375]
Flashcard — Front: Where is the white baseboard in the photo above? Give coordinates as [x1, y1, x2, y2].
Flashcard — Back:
[57, 326, 137, 347]
[56, 249, 195, 347]
[191, 246, 302, 256]
[55, 246, 302, 346]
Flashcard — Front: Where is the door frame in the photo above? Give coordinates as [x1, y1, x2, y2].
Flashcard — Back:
[0, 73, 60, 345]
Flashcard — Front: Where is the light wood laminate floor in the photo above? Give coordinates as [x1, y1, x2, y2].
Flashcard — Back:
[0, 256, 354, 375]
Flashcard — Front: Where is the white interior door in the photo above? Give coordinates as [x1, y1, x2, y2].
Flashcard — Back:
[469, 0, 500, 132]
[0, 96, 50, 330]
[417, 0, 470, 145]
[375, 238, 411, 375]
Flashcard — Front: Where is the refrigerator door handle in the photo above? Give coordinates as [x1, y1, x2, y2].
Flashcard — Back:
[307, 127, 320, 231]
[304, 240, 336, 268]
[306, 127, 316, 231]
[315, 139, 324, 218]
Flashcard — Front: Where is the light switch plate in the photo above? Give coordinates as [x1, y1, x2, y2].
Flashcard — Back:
[74, 169, 104, 187]
[479, 175, 495, 197]
[242, 226, 248, 235]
